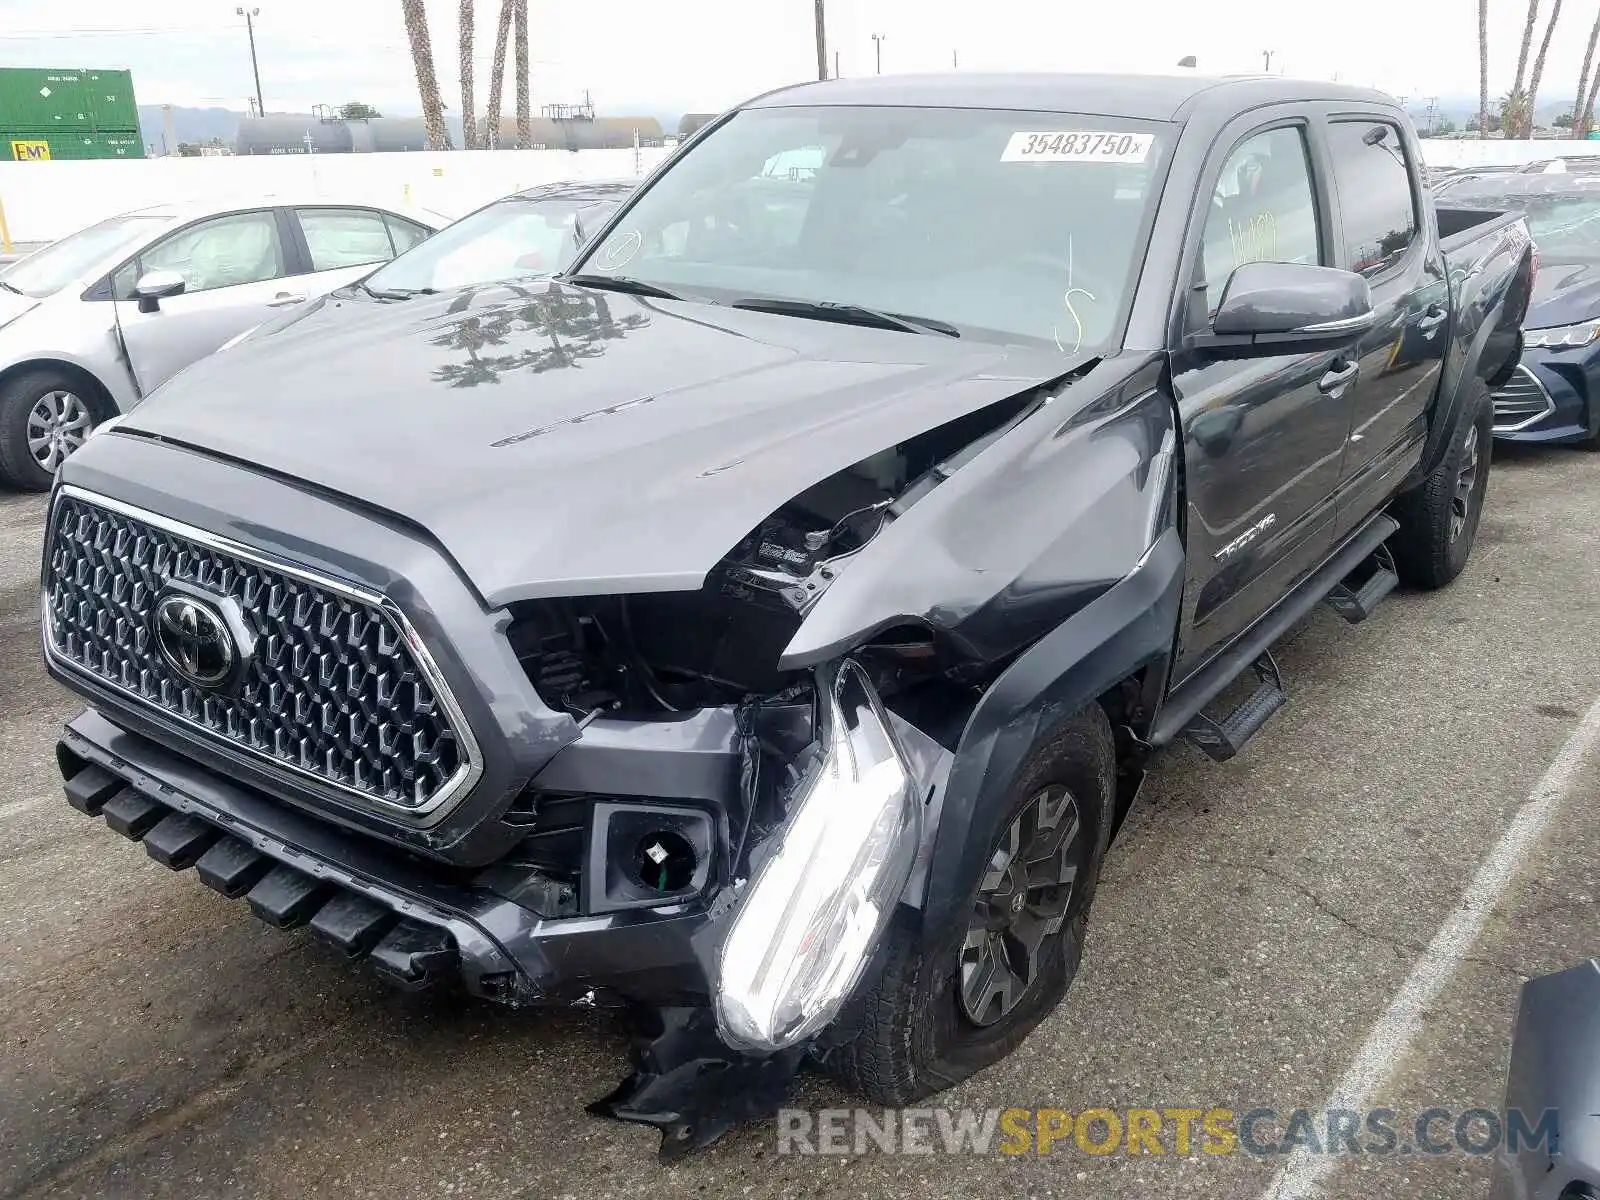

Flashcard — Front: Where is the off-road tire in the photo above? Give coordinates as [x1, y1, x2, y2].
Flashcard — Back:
[1388, 379, 1492, 590]
[821, 704, 1117, 1105]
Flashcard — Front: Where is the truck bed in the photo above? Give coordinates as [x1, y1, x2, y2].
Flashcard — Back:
[1436, 204, 1523, 257]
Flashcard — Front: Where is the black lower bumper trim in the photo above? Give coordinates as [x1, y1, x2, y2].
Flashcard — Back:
[195, 836, 272, 898]
[64, 763, 122, 816]
[247, 865, 336, 929]
[309, 891, 397, 958]
[143, 812, 222, 870]
[102, 788, 167, 840]
[370, 921, 460, 990]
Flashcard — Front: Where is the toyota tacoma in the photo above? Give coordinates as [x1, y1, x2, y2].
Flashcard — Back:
[42, 74, 1532, 1155]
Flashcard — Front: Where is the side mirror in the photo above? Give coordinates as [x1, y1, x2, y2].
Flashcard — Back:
[1189, 261, 1376, 358]
[134, 269, 186, 314]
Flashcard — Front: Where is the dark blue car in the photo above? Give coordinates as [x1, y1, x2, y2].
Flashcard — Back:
[1440, 173, 1600, 448]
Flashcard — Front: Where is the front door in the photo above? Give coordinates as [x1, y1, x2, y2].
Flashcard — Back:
[1170, 118, 1358, 682]
[112, 208, 298, 396]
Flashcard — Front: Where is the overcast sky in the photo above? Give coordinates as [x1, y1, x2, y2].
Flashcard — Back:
[1, 0, 1594, 117]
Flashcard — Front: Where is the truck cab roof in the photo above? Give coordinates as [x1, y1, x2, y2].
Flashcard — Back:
[748, 72, 1397, 124]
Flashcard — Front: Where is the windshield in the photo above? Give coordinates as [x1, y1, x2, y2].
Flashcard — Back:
[365, 195, 621, 293]
[0, 212, 168, 297]
[573, 106, 1169, 350]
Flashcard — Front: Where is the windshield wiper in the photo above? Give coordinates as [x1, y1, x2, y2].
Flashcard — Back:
[730, 297, 960, 337]
[563, 273, 684, 301]
[358, 282, 436, 300]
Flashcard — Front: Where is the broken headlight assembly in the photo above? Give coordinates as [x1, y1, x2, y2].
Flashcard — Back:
[715, 658, 922, 1054]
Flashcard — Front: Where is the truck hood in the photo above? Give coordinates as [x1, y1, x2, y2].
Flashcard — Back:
[119, 281, 1085, 606]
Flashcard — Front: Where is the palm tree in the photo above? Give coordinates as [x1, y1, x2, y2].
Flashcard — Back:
[1479, 0, 1491, 139]
[484, 0, 512, 148]
[513, 0, 531, 149]
[1512, 0, 1541, 111]
[401, 0, 447, 150]
[1523, 0, 1564, 136]
[459, 0, 477, 149]
[1574, 8, 1600, 138]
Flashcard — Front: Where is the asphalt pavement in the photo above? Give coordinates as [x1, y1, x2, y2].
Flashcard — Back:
[2, 441, 1599, 1200]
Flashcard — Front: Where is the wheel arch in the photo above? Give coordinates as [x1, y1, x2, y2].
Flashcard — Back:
[911, 528, 1186, 944]
[0, 358, 120, 423]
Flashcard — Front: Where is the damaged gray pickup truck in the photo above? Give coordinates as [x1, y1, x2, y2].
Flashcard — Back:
[43, 73, 1532, 1155]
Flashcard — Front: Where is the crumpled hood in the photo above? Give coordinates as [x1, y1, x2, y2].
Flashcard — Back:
[120, 281, 1084, 606]
[1527, 258, 1600, 330]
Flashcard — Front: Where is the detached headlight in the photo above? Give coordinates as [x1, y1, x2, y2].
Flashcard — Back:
[1524, 321, 1600, 349]
[715, 659, 922, 1054]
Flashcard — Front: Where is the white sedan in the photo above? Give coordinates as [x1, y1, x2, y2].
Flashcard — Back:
[0, 194, 451, 489]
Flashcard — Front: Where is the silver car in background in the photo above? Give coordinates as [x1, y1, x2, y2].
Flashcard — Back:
[0, 195, 449, 490]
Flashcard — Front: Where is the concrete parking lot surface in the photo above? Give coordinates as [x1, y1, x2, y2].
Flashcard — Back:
[2, 443, 1599, 1199]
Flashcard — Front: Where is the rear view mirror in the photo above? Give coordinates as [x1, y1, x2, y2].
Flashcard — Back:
[1191, 261, 1376, 358]
[134, 269, 186, 314]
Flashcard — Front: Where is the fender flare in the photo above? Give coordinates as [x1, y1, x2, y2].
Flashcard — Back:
[1410, 245, 1533, 489]
[915, 528, 1186, 941]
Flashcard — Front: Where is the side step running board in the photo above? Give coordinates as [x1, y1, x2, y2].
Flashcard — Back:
[1324, 544, 1399, 624]
[1180, 652, 1286, 762]
[1149, 512, 1400, 754]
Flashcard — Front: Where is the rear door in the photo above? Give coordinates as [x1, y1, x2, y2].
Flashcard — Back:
[112, 207, 299, 395]
[1169, 111, 1358, 680]
[1318, 114, 1449, 536]
[288, 206, 435, 294]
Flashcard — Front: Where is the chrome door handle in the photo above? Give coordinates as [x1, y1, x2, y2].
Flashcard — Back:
[1417, 304, 1447, 334]
[1317, 359, 1360, 395]
[266, 292, 306, 307]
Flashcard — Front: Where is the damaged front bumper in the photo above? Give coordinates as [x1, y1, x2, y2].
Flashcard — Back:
[56, 657, 935, 1154]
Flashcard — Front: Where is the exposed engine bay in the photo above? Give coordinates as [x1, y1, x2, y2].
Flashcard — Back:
[504, 391, 1042, 719]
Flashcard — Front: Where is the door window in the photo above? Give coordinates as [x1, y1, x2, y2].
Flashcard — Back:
[1324, 124, 1414, 280]
[298, 207, 398, 271]
[385, 215, 431, 254]
[1324, 120, 1418, 277]
[115, 210, 285, 297]
[1200, 127, 1322, 314]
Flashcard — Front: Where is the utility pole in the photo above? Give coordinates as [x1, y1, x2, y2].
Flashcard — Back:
[953, 49, 958, 69]
[1262, 49, 1274, 73]
[814, 0, 827, 80]
[872, 32, 886, 75]
[237, 7, 264, 116]
[834, 50, 840, 79]
[1425, 95, 1439, 135]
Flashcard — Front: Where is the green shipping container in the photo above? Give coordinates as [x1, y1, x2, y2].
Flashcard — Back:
[0, 67, 138, 131]
[3, 128, 144, 161]
[85, 70, 139, 132]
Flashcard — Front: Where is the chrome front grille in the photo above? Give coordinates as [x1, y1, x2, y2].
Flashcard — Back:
[1491, 365, 1556, 432]
[42, 488, 478, 818]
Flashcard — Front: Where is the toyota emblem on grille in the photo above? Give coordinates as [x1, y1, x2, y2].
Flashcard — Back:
[153, 593, 237, 689]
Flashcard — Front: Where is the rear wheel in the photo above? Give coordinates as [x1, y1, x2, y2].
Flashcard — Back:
[821, 704, 1117, 1104]
[1388, 379, 1492, 590]
[0, 369, 97, 491]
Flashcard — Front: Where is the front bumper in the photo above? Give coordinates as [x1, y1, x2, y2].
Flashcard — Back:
[1492, 353, 1596, 444]
[58, 707, 718, 1006]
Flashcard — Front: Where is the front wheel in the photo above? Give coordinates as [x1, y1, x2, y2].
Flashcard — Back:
[1388, 379, 1492, 590]
[820, 704, 1117, 1105]
[0, 369, 97, 491]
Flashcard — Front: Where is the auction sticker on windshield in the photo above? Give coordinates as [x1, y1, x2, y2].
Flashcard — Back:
[1001, 132, 1154, 163]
